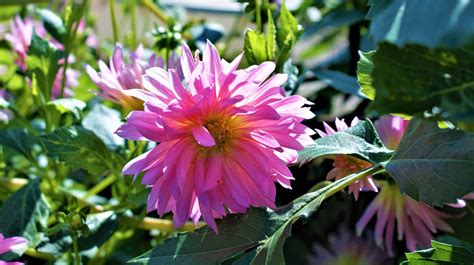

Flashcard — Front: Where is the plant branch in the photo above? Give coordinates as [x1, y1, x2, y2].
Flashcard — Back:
[140, 0, 169, 24]
[109, 0, 119, 43]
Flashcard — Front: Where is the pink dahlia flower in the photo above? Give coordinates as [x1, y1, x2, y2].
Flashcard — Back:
[86, 44, 180, 110]
[356, 181, 454, 256]
[116, 41, 315, 231]
[308, 229, 390, 265]
[374, 115, 410, 150]
[0, 233, 28, 265]
[316, 117, 378, 199]
[5, 15, 79, 99]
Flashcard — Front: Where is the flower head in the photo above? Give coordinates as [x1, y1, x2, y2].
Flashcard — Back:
[86, 44, 180, 109]
[316, 117, 378, 199]
[356, 181, 454, 256]
[116, 41, 315, 231]
[374, 115, 410, 150]
[308, 229, 390, 265]
[0, 233, 28, 265]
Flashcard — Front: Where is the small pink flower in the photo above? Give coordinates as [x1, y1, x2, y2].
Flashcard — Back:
[116, 41, 315, 231]
[0, 233, 28, 265]
[5, 15, 78, 99]
[316, 117, 378, 199]
[85, 44, 179, 109]
[308, 229, 390, 265]
[374, 115, 410, 150]
[356, 181, 454, 256]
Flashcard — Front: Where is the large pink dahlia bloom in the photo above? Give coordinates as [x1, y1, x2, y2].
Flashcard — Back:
[316, 117, 378, 199]
[86, 44, 180, 110]
[0, 233, 28, 265]
[116, 41, 315, 231]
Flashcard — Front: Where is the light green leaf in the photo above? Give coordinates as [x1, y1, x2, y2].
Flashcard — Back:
[371, 42, 474, 120]
[384, 118, 474, 206]
[40, 126, 124, 175]
[356, 50, 375, 100]
[403, 240, 474, 265]
[82, 104, 124, 149]
[276, 2, 301, 48]
[367, 0, 474, 47]
[266, 10, 276, 61]
[244, 29, 267, 65]
[298, 119, 394, 165]
[47, 98, 86, 120]
[0, 179, 50, 260]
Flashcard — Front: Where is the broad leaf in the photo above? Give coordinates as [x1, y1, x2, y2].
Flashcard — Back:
[402, 240, 474, 265]
[38, 9, 66, 42]
[356, 51, 375, 100]
[367, 0, 474, 47]
[298, 119, 393, 165]
[384, 118, 474, 206]
[82, 104, 124, 149]
[0, 128, 39, 162]
[371, 42, 474, 120]
[244, 29, 267, 65]
[0, 179, 49, 260]
[303, 9, 364, 36]
[47, 98, 86, 120]
[128, 167, 377, 265]
[312, 69, 367, 98]
[40, 126, 124, 175]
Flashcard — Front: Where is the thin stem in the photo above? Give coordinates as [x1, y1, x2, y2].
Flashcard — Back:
[83, 174, 116, 199]
[255, 0, 262, 32]
[24, 248, 55, 261]
[130, 0, 138, 48]
[140, 0, 169, 24]
[71, 230, 81, 265]
[323, 165, 381, 200]
[109, 0, 119, 43]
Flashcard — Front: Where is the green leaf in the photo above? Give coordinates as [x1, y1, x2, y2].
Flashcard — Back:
[266, 10, 276, 61]
[304, 9, 364, 36]
[82, 104, 124, 149]
[384, 118, 474, 206]
[371, 42, 474, 120]
[356, 51, 375, 100]
[128, 167, 378, 265]
[404, 240, 474, 264]
[367, 0, 474, 47]
[312, 69, 368, 98]
[0, 179, 50, 260]
[46, 98, 86, 120]
[26, 34, 63, 101]
[40, 126, 124, 175]
[0, 128, 39, 162]
[244, 29, 268, 65]
[298, 119, 394, 165]
[38, 9, 66, 42]
[276, 2, 301, 48]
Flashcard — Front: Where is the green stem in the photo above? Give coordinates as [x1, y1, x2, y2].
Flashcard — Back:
[24, 248, 55, 261]
[109, 0, 119, 43]
[255, 0, 262, 32]
[130, 0, 138, 48]
[83, 174, 116, 200]
[140, 0, 169, 24]
[322, 165, 381, 200]
[72, 230, 81, 265]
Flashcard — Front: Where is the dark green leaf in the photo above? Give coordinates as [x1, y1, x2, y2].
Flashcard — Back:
[0, 128, 39, 161]
[356, 51, 375, 100]
[404, 240, 474, 264]
[384, 118, 474, 206]
[303, 9, 364, 36]
[312, 69, 367, 98]
[82, 104, 124, 149]
[38, 9, 66, 42]
[0, 179, 49, 260]
[128, 167, 375, 265]
[40, 126, 123, 175]
[298, 119, 394, 165]
[371, 42, 474, 120]
[367, 0, 474, 47]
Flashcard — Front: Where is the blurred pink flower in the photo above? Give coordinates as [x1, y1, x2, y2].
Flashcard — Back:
[308, 229, 390, 265]
[0, 233, 28, 265]
[356, 181, 454, 256]
[316, 117, 378, 200]
[5, 15, 78, 99]
[116, 41, 315, 231]
[374, 115, 410, 150]
[85, 44, 179, 109]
